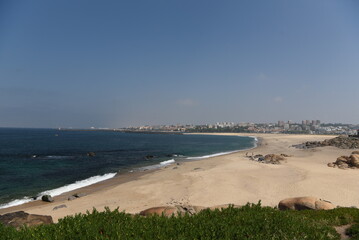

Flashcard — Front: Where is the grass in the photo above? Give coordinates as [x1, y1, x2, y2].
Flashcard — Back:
[1, 202, 359, 239]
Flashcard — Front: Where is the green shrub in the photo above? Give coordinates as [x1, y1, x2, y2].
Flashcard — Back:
[346, 223, 359, 239]
[2, 203, 359, 239]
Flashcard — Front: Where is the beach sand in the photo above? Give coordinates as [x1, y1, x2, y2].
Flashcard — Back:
[1, 133, 359, 222]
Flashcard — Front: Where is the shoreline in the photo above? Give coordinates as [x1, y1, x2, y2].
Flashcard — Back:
[0, 134, 257, 213]
[1, 133, 359, 223]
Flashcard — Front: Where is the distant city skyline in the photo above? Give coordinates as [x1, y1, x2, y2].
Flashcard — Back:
[1, 1, 359, 128]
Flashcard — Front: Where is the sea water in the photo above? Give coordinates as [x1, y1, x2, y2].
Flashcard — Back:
[0, 128, 256, 209]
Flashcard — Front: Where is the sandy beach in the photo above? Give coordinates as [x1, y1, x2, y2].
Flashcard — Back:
[1, 133, 359, 222]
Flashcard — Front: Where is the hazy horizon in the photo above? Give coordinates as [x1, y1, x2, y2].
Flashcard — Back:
[1, 1, 359, 128]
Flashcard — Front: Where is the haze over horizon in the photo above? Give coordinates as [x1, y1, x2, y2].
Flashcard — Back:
[1, 0, 359, 128]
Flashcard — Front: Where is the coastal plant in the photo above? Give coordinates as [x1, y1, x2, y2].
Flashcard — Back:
[2, 203, 359, 239]
[346, 223, 359, 239]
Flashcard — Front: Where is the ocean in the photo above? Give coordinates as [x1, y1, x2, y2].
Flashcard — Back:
[0, 128, 256, 209]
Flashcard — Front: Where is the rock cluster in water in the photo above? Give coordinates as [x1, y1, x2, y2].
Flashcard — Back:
[294, 136, 359, 149]
[328, 151, 359, 169]
[246, 153, 291, 164]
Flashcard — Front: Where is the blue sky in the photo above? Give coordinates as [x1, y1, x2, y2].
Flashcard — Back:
[1, 0, 359, 128]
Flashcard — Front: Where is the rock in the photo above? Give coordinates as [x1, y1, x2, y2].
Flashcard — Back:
[264, 154, 285, 161]
[53, 204, 67, 210]
[259, 154, 286, 164]
[338, 163, 349, 169]
[352, 151, 359, 154]
[278, 197, 335, 210]
[145, 155, 154, 160]
[0, 211, 53, 228]
[314, 200, 336, 210]
[139, 206, 183, 217]
[87, 152, 96, 157]
[68, 193, 86, 201]
[208, 204, 241, 211]
[296, 136, 359, 149]
[327, 163, 335, 167]
[349, 154, 359, 167]
[336, 156, 349, 163]
[41, 195, 54, 202]
[139, 205, 206, 217]
[329, 154, 359, 169]
[73, 193, 86, 198]
[68, 196, 76, 201]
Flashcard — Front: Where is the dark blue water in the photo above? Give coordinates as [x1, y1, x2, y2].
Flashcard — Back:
[0, 128, 256, 208]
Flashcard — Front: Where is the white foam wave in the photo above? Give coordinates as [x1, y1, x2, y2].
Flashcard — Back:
[138, 159, 176, 171]
[186, 150, 240, 160]
[160, 159, 175, 165]
[187, 135, 258, 160]
[0, 172, 117, 210]
[0, 197, 33, 209]
[40, 172, 117, 197]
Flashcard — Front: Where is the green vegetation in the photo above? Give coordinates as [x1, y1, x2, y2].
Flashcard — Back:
[1, 203, 359, 239]
[347, 223, 359, 239]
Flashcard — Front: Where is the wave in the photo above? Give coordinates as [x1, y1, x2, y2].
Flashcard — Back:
[0, 172, 117, 210]
[186, 150, 241, 160]
[137, 158, 176, 171]
[0, 197, 33, 210]
[187, 135, 258, 160]
[160, 159, 175, 165]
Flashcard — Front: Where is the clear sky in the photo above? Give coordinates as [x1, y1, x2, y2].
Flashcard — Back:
[1, 0, 359, 128]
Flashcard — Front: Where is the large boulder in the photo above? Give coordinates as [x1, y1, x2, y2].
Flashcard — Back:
[41, 195, 54, 202]
[0, 211, 53, 228]
[349, 154, 359, 167]
[278, 197, 335, 210]
[335, 156, 350, 164]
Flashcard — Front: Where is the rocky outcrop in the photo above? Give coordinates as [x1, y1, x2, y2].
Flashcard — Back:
[208, 204, 241, 211]
[294, 136, 359, 149]
[139, 204, 243, 217]
[53, 204, 67, 210]
[278, 197, 335, 210]
[139, 205, 202, 217]
[68, 192, 87, 201]
[247, 153, 291, 164]
[41, 195, 54, 202]
[0, 211, 53, 228]
[328, 152, 359, 169]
